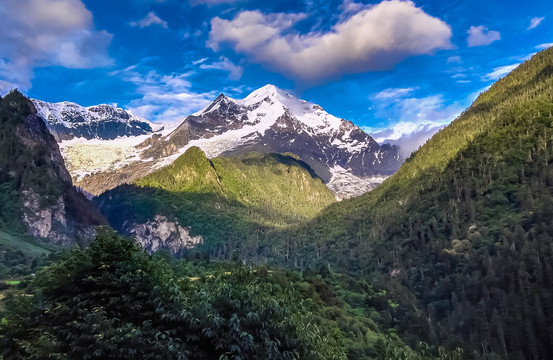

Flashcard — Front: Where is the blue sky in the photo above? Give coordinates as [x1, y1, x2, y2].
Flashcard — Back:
[1, 0, 552, 150]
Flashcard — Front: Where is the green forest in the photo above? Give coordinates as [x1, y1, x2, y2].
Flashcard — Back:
[265, 46, 553, 358]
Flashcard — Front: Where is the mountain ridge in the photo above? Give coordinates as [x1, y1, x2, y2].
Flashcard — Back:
[32, 99, 154, 141]
[96, 146, 335, 255]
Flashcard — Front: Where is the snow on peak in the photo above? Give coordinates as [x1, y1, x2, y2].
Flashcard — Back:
[243, 84, 291, 103]
[196, 84, 345, 134]
[32, 99, 149, 126]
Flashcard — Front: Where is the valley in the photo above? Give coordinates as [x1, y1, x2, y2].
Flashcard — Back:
[1, 2, 552, 358]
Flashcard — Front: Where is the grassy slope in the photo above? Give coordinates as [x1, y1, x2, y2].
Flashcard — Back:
[135, 147, 335, 222]
[0, 230, 51, 258]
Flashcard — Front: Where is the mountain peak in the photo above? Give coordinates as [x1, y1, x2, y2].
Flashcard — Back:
[243, 84, 292, 104]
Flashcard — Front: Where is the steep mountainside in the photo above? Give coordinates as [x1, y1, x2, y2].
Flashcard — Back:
[69, 85, 402, 197]
[32, 99, 153, 141]
[95, 147, 335, 255]
[0, 91, 106, 245]
[267, 47, 553, 358]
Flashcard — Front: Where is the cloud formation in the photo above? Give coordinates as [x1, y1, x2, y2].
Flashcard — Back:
[367, 90, 462, 155]
[199, 56, 243, 80]
[527, 17, 544, 30]
[0, 0, 112, 92]
[483, 64, 519, 81]
[447, 56, 462, 64]
[208, 0, 452, 83]
[130, 12, 168, 29]
[536, 43, 553, 50]
[373, 87, 417, 100]
[467, 25, 501, 47]
[369, 121, 445, 155]
[111, 66, 217, 123]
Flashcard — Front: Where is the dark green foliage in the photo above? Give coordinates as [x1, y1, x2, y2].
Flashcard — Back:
[0, 229, 346, 360]
[0, 230, 463, 359]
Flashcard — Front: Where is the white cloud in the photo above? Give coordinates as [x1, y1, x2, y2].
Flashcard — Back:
[447, 56, 462, 63]
[209, 0, 452, 83]
[199, 56, 243, 80]
[130, 12, 168, 29]
[339, 0, 365, 14]
[0, 0, 112, 92]
[193, 57, 209, 65]
[527, 17, 544, 30]
[483, 64, 518, 81]
[467, 25, 501, 47]
[536, 43, 553, 50]
[112, 67, 218, 123]
[191, 0, 239, 5]
[367, 94, 463, 155]
[373, 87, 417, 100]
[368, 121, 445, 155]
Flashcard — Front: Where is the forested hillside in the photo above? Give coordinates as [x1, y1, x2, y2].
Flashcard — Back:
[267, 47, 553, 358]
[96, 148, 335, 256]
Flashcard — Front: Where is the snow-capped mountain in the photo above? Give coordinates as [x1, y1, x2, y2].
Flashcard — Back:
[142, 84, 402, 184]
[59, 85, 403, 198]
[32, 99, 153, 141]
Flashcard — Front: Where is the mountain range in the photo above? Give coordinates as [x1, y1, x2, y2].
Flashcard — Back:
[40, 85, 402, 198]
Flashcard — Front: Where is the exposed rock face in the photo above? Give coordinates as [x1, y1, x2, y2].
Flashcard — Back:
[32, 99, 153, 141]
[327, 167, 389, 200]
[22, 190, 67, 242]
[127, 215, 203, 254]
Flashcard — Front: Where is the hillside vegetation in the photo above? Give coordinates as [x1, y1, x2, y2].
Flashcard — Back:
[266, 47, 553, 359]
[96, 148, 335, 258]
[0, 230, 463, 360]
